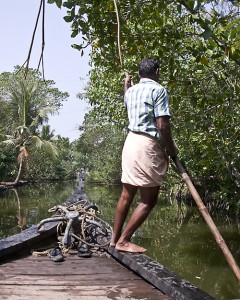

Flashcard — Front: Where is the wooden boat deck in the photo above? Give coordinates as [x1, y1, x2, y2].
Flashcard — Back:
[0, 181, 215, 300]
[0, 250, 172, 300]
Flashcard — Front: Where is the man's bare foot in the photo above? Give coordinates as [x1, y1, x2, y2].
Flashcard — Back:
[115, 241, 147, 253]
[109, 242, 116, 247]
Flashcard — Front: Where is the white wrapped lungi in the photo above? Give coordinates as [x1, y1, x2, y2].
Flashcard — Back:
[121, 131, 169, 187]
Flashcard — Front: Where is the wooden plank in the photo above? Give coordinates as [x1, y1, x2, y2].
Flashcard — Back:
[0, 286, 171, 300]
[0, 277, 143, 286]
[0, 255, 133, 277]
[0, 253, 172, 300]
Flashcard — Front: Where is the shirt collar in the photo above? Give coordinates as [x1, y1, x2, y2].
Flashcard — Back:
[139, 78, 158, 84]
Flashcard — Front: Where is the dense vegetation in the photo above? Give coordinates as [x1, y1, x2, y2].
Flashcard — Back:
[0, 0, 239, 215]
[51, 0, 239, 212]
[0, 67, 70, 182]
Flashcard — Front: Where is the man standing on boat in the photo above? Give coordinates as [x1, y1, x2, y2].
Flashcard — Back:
[110, 58, 178, 253]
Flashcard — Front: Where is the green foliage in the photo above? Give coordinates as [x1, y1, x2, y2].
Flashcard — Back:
[0, 67, 69, 134]
[0, 67, 69, 182]
[74, 111, 125, 183]
[46, 0, 240, 209]
[0, 144, 17, 181]
[25, 136, 64, 180]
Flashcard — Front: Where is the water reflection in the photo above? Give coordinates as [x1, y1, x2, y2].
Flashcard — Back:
[13, 188, 28, 230]
[0, 181, 76, 238]
[0, 182, 239, 299]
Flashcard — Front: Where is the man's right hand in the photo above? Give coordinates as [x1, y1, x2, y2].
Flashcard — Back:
[156, 116, 178, 158]
[124, 73, 133, 93]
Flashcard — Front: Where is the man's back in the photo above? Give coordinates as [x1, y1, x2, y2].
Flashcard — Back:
[124, 78, 170, 139]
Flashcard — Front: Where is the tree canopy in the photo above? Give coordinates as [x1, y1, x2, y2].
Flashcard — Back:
[47, 0, 239, 203]
[0, 1, 238, 210]
[0, 67, 69, 183]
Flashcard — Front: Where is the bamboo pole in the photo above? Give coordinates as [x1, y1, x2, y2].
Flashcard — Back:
[172, 157, 240, 283]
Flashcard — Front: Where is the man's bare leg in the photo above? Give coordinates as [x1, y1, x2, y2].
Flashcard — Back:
[115, 185, 160, 252]
[110, 183, 138, 247]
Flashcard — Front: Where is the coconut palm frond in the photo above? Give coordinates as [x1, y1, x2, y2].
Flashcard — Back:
[29, 106, 54, 129]
[42, 140, 59, 158]
[16, 125, 31, 136]
[40, 125, 55, 141]
[27, 82, 39, 95]
[13, 126, 32, 147]
[31, 135, 59, 158]
[6, 81, 39, 127]
[39, 106, 55, 117]
[2, 139, 17, 146]
[2, 128, 29, 147]
[31, 135, 44, 148]
[4, 134, 15, 140]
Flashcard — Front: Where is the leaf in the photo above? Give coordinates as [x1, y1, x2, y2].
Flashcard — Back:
[190, 96, 197, 107]
[71, 30, 78, 38]
[108, 2, 114, 11]
[200, 28, 212, 40]
[63, 1, 74, 9]
[229, 46, 235, 56]
[229, 28, 237, 40]
[47, 0, 62, 8]
[71, 44, 82, 50]
[64, 15, 74, 22]
[55, 0, 62, 8]
[185, 0, 195, 11]
[200, 55, 208, 65]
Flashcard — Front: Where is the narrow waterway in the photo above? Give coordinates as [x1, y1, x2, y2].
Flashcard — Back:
[0, 181, 239, 300]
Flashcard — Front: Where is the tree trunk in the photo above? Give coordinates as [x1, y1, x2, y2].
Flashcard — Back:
[13, 159, 23, 185]
[0, 160, 23, 186]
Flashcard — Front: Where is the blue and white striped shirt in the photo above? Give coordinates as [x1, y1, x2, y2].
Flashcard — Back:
[124, 78, 171, 139]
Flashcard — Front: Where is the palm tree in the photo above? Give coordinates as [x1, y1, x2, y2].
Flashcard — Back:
[1, 80, 58, 185]
[40, 124, 56, 141]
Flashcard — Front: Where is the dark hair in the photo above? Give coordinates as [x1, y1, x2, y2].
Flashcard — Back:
[138, 58, 160, 77]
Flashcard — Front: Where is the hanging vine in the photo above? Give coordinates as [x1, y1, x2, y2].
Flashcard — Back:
[18, 0, 46, 80]
[113, 0, 123, 67]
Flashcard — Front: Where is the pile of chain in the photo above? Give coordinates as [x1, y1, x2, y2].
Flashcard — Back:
[33, 199, 112, 258]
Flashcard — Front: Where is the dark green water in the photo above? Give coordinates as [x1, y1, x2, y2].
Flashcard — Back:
[0, 182, 76, 238]
[0, 181, 239, 300]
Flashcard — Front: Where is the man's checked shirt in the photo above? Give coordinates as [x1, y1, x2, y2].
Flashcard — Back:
[124, 78, 171, 140]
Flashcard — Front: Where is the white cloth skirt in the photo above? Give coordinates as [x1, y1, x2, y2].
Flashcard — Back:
[121, 131, 169, 187]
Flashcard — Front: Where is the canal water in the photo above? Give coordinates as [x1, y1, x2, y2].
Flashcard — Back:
[0, 181, 239, 300]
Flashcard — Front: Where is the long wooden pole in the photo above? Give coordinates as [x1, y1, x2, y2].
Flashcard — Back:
[172, 157, 240, 283]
